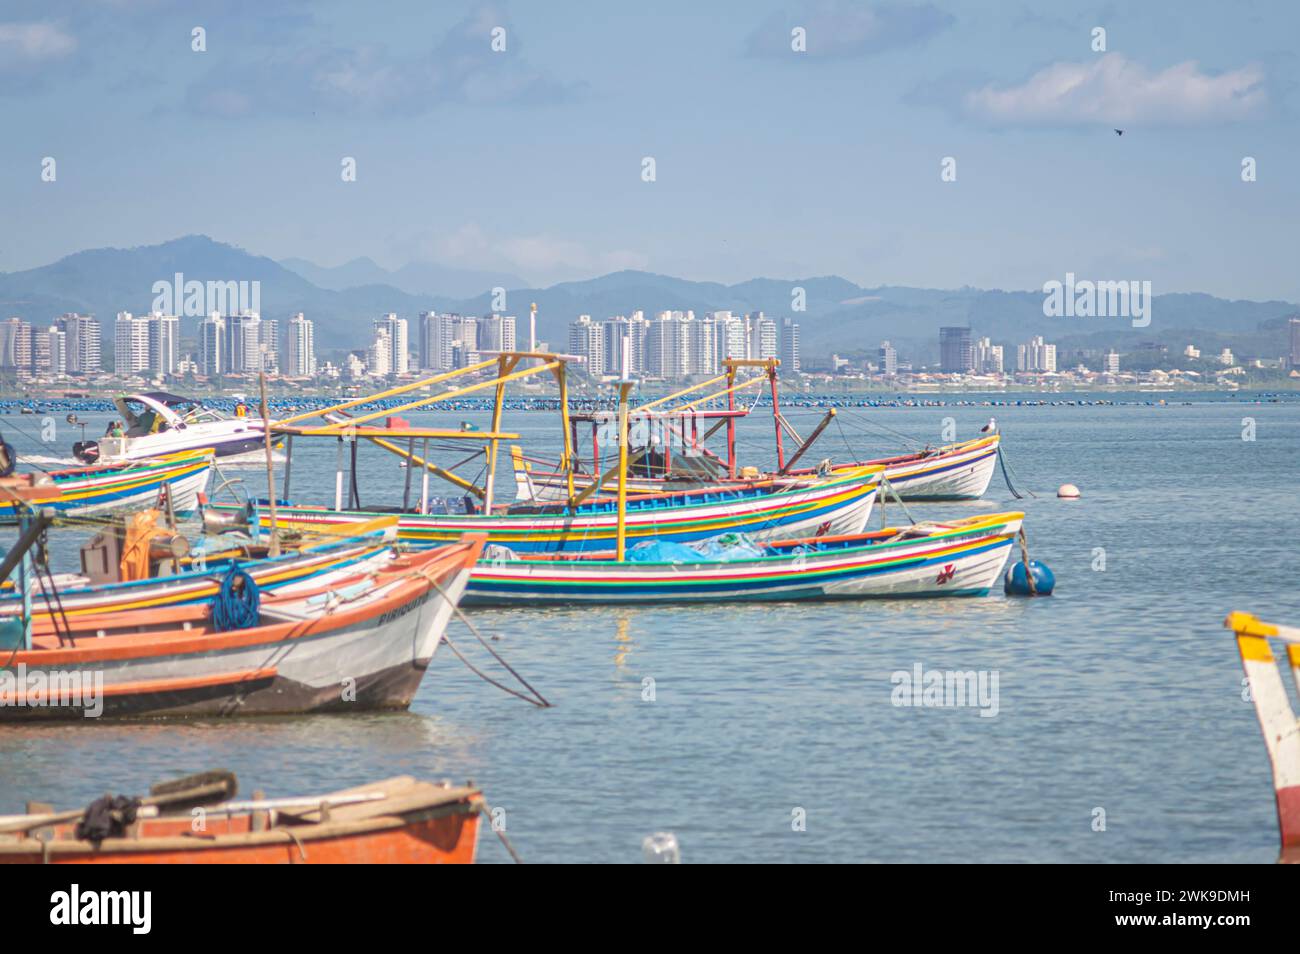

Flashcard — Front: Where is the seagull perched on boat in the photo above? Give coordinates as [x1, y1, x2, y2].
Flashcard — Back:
[980, 418, 998, 434]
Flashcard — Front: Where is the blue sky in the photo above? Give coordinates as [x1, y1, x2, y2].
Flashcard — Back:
[2, 0, 1297, 299]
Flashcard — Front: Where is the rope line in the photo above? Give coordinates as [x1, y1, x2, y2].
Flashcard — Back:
[430, 579, 551, 708]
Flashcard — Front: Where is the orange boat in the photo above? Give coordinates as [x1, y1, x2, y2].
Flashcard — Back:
[0, 538, 485, 719]
[0, 774, 483, 864]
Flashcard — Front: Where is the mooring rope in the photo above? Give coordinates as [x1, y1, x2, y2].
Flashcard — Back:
[479, 800, 525, 863]
[1016, 528, 1038, 595]
[997, 445, 1035, 499]
[33, 545, 75, 648]
[430, 578, 551, 708]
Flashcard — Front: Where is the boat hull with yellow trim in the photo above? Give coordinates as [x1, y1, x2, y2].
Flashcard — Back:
[0, 541, 483, 720]
[463, 512, 1022, 606]
[0, 449, 213, 522]
[213, 466, 881, 554]
[1226, 612, 1300, 861]
[0, 540, 394, 624]
[514, 435, 1001, 504]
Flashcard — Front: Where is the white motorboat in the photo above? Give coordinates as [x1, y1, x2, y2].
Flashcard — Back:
[73, 391, 269, 464]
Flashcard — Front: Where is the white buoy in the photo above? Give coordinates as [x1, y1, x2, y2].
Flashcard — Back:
[1057, 483, 1081, 498]
[642, 832, 681, 863]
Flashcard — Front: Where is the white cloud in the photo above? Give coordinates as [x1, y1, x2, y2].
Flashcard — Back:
[0, 21, 75, 59]
[747, 1, 951, 58]
[185, 4, 581, 117]
[962, 54, 1266, 126]
[419, 223, 648, 284]
[0, 21, 76, 65]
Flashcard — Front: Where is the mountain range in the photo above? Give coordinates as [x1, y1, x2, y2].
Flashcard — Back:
[0, 236, 1295, 362]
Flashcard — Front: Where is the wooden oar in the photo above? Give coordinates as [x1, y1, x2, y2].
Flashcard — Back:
[0, 769, 237, 834]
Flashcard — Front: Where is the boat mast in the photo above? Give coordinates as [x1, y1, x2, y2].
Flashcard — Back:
[483, 354, 514, 512]
[616, 379, 632, 562]
[259, 372, 281, 557]
[0, 508, 54, 651]
[727, 362, 737, 478]
[553, 360, 576, 506]
[767, 358, 785, 471]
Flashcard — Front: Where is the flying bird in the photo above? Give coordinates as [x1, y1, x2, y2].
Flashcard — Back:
[1114, 129, 1124, 136]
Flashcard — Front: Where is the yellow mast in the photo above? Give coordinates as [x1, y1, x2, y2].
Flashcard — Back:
[258, 371, 281, 557]
[554, 361, 576, 505]
[482, 353, 521, 512]
[616, 379, 633, 562]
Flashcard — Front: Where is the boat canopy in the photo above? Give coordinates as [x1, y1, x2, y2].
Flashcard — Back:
[113, 392, 225, 436]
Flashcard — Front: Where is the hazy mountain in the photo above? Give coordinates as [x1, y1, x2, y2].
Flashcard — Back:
[280, 256, 526, 299]
[0, 236, 1294, 361]
[0, 236, 441, 349]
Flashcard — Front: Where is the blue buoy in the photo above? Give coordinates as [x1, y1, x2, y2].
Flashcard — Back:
[1004, 560, 1055, 596]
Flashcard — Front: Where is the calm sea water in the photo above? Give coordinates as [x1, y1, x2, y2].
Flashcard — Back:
[1, 393, 1297, 863]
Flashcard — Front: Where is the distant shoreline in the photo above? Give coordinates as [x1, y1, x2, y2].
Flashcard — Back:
[0, 388, 1295, 415]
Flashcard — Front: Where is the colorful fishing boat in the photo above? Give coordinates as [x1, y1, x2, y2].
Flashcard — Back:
[0, 449, 212, 522]
[510, 355, 1001, 503]
[0, 774, 483, 864]
[0, 538, 483, 719]
[0, 539, 395, 622]
[465, 512, 1022, 606]
[513, 434, 1001, 503]
[1226, 612, 1300, 860]
[217, 465, 881, 553]
[789, 434, 1000, 500]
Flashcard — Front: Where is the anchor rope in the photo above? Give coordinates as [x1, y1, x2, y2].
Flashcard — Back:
[430, 578, 551, 708]
[480, 800, 525, 863]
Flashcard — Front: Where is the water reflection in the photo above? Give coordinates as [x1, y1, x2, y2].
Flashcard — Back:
[613, 616, 633, 670]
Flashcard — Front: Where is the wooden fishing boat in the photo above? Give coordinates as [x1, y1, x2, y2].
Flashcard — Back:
[0, 538, 484, 719]
[215, 465, 882, 553]
[465, 512, 1022, 606]
[0, 449, 213, 522]
[0, 539, 395, 622]
[1226, 612, 1300, 861]
[0, 775, 482, 864]
[512, 355, 1002, 503]
[513, 434, 1001, 503]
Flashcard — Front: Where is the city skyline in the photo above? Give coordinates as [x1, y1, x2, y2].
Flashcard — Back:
[3, 305, 1293, 388]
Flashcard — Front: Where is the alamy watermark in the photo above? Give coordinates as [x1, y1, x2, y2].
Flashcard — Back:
[891, 663, 999, 717]
[0, 664, 104, 718]
[594, 410, 705, 457]
[1042, 272, 1151, 328]
[151, 272, 260, 317]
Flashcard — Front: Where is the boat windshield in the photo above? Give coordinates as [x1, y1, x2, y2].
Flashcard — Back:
[118, 396, 223, 436]
[172, 403, 225, 425]
[120, 398, 169, 437]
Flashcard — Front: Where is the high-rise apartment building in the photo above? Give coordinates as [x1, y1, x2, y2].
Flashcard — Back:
[368, 327, 392, 376]
[780, 318, 801, 373]
[748, 312, 777, 362]
[283, 313, 316, 376]
[148, 313, 180, 377]
[1016, 336, 1057, 373]
[878, 341, 898, 375]
[199, 313, 225, 377]
[57, 314, 102, 374]
[973, 336, 1003, 374]
[374, 314, 409, 375]
[115, 312, 151, 375]
[226, 314, 262, 374]
[939, 326, 973, 372]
